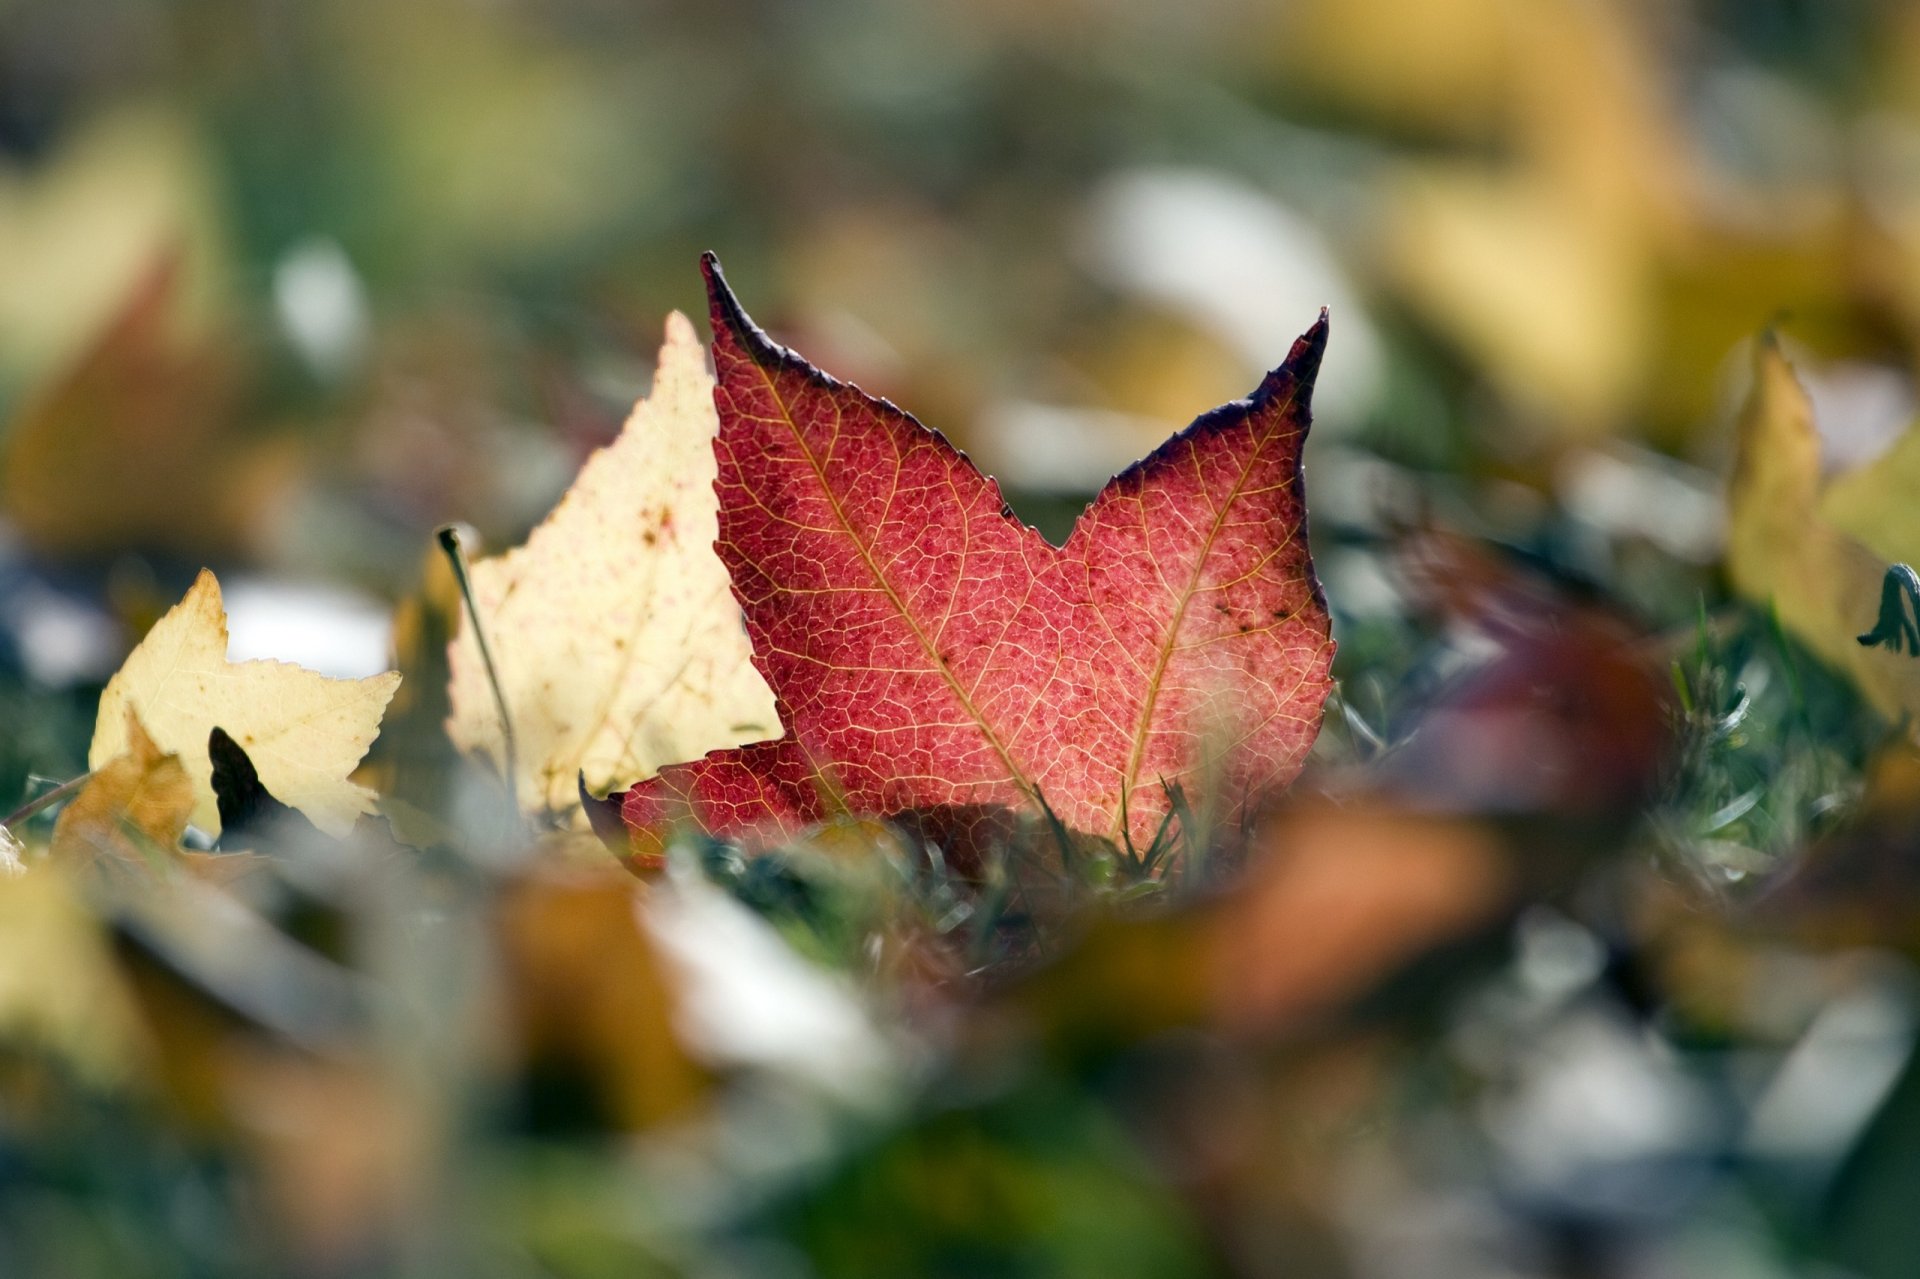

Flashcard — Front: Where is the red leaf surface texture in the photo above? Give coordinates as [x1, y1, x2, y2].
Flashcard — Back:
[623, 254, 1335, 849]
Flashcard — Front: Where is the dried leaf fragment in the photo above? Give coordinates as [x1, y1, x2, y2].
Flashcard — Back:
[54, 710, 196, 871]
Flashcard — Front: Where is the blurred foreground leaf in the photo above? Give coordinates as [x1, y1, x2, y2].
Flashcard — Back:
[498, 863, 709, 1132]
[1001, 802, 1512, 1055]
[0, 866, 141, 1085]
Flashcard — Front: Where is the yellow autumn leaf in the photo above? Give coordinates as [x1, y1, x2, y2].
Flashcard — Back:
[55, 710, 196, 870]
[1384, 170, 1650, 425]
[1726, 339, 1920, 725]
[1819, 420, 1920, 567]
[1348, 0, 1686, 433]
[447, 312, 780, 814]
[1261, 0, 1513, 138]
[91, 570, 402, 837]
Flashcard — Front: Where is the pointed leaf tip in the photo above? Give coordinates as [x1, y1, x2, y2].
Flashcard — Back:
[702, 247, 791, 368]
[700, 251, 754, 349]
[1287, 309, 1331, 381]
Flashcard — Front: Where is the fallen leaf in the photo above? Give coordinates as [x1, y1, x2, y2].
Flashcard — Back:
[1387, 533, 1669, 816]
[53, 710, 196, 872]
[1262, 0, 1514, 138]
[219, 1048, 426, 1270]
[1291, 0, 1697, 436]
[51, 714, 271, 887]
[624, 255, 1335, 850]
[1819, 415, 1920, 567]
[1384, 169, 1650, 427]
[447, 314, 779, 814]
[91, 570, 401, 837]
[1725, 338, 1920, 725]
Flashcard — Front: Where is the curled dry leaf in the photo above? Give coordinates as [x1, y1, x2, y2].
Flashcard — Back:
[447, 312, 780, 814]
[91, 570, 401, 837]
[1725, 339, 1920, 724]
[368, 536, 465, 844]
[54, 709, 195, 871]
[623, 255, 1335, 850]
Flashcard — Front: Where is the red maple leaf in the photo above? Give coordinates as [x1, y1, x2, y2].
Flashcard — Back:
[621, 254, 1335, 852]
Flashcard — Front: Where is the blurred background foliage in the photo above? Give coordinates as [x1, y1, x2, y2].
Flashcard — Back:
[12, 0, 1920, 1275]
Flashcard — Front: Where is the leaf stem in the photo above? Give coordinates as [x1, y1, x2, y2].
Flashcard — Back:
[437, 524, 519, 808]
[2, 772, 91, 830]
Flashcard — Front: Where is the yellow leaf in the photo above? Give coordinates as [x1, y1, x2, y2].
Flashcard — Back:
[1726, 340, 1920, 724]
[1384, 169, 1650, 425]
[1263, 0, 1514, 138]
[91, 570, 401, 837]
[447, 313, 780, 814]
[55, 710, 196, 870]
[1339, 0, 1684, 434]
[1818, 422, 1920, 568]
